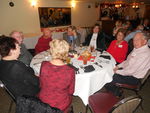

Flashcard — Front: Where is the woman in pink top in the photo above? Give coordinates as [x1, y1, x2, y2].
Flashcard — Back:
[107, 28, 128, 63]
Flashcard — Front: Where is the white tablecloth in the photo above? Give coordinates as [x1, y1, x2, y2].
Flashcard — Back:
[30, 49, 116, 105]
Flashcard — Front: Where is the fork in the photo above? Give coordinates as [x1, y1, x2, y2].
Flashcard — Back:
[94, 62, 103, 68]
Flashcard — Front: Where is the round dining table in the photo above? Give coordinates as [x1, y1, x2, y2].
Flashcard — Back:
[30, 47, 116, 105]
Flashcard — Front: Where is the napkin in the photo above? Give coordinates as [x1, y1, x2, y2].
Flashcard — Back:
[84, 65, 95, 73]
[78, 56, 96, 61]
[99, 55, 111, 60]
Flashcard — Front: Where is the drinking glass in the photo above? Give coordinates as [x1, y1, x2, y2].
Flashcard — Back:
[66, 57, 71, 64]
[90, 46, 94, 52]
[82, 55, 88, 65]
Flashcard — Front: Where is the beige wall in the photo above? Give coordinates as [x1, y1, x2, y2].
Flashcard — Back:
[0, 0, 99, 35]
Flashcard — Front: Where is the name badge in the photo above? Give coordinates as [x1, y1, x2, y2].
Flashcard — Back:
[118, 45, 123, 48]
[131, 53, 136, 57]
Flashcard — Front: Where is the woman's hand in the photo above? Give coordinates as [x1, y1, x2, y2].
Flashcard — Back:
[72, 30, 77, 36]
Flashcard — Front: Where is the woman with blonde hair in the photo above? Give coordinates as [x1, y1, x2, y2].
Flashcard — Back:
[38, 39, 75, 113]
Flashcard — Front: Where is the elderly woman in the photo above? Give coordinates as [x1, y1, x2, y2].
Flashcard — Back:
[63, 26, 81, 49]
[107, 28, 128, 64]
[38, 39, 75, 113]
[83, 24, 107, 50]
[0, 36, 40, 99]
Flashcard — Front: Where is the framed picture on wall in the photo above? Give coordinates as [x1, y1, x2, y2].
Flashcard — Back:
[38, 7, 71, 28]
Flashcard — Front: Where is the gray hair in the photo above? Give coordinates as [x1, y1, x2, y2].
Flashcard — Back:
[9, 30, 18, 36]
[135, 31, 150, 41]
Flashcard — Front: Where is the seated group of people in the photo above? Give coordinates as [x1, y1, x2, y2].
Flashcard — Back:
[0, 35, 75, 113]
[105, 31, 150, 96]
[35, 24, 107, 55]
[105, 19, 150, 96]
[108, 18, 150, 64]
[0, 20, 150, 112]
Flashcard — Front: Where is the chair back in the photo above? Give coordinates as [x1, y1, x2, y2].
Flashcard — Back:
[109, 95, 142, 113]
[0, 80, 15, 113]
[0, 80, 15, 101]
[0, 80, 4, 87]
[140, 69, 150, 85]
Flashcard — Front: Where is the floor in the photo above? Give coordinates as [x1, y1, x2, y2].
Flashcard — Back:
[0, 78, 150, 113]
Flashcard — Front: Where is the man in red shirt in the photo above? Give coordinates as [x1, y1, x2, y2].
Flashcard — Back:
[35, 28, 52, 54]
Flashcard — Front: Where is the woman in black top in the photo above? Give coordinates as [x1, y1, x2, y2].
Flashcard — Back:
[0, 36, 40, 99]
[82, 24, 107, 50]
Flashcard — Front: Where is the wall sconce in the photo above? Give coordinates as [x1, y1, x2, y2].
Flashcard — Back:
[71, 1, 76, 8]
[31, 0, 37, 8]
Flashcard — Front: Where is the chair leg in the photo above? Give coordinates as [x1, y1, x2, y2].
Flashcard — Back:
[140, 101, 144, 111]
[68, 105, 74, 113]
[8, 100, 14, 113]
[133, 100, 144, 113]
[85, 105, 89, 113]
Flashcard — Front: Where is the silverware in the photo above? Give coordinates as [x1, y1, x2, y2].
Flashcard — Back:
[76, 68, 80, 74]
[94, 62, 103, 68]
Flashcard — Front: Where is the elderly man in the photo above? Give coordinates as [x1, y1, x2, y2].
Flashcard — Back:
[105, 32, 150, 96]
[35, 28, 52, 54]
[10, 31, 33, 66]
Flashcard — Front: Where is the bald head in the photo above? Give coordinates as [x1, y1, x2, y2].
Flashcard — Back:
[42, 28, 51, 38]
[10, 31, 23, 44]
[133, 32, 148, 49]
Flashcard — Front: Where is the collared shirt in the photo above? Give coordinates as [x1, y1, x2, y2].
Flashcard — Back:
[68, 35, 77, 43]
[148, 39, 150, 47]
[124, 30, 142, 42]
[19, 43, 33, 66]
[89, 33, 98, 49]
[116, 45, 150, 78]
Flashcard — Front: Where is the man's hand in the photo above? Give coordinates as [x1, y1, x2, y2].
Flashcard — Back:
[113, 66, 119, 73]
